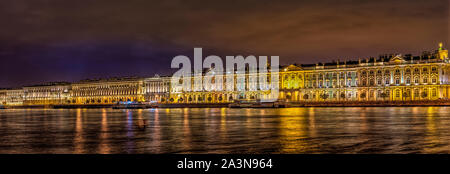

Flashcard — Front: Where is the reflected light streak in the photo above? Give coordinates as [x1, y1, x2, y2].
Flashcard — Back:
[99, 108, 111, 154]
[279, 108, 308, 153]
[74, 108, 84, 154]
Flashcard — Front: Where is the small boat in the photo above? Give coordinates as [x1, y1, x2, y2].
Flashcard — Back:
[112, 101, 147, 109]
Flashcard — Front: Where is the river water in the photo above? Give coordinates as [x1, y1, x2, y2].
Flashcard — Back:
[0, 107, 449, 154]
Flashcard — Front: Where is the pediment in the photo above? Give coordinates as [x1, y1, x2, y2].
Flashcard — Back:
[389, 55, 405, 63]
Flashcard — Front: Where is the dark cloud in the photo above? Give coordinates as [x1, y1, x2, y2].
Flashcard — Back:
[0, 0, 448, 87]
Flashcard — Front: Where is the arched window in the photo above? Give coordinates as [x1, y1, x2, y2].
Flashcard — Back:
[432, 77, 437, 83]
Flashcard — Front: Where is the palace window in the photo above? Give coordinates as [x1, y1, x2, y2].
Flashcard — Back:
[395, 90, 400, 98]
[414, 68, 419, 73]
[406, 77, 411, 84]
[385, 78, 390, 85]
[395, 78, 400, 85]
[415, 77, 419, 84]
[377, 70, 382, 75]
[369, 71, 374, 75]
[432, 88, 437, 97]
[432, 77, 437, 84]
[423, 77, 428, 83]
[423, 68, 428, 72]
[406, 68, 411, 74]
[385, 70, 390, 74]
[432, 67, 437, 72]
[377, 79, 382, 85]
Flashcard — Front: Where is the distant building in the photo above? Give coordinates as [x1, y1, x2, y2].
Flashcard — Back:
[70, 77, 144, 105]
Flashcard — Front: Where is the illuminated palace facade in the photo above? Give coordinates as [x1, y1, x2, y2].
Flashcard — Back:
[0, 43, 449, 106]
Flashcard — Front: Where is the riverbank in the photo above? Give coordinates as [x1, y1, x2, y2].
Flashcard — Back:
[1, 100, 450, 109]
[291, 100, 450, 107]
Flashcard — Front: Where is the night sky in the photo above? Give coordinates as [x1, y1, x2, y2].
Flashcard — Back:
[0, 0, 448, 88]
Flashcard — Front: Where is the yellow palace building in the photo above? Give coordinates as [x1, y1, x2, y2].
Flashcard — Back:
[168, 43, 449, 104]
[0, 43, 448, 106]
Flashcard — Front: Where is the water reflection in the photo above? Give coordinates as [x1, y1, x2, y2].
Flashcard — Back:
[1, 107, 450, 153]
[278, 108, 308, 153]
[74, 108, 84, 153]
[99, 109, 110, 154]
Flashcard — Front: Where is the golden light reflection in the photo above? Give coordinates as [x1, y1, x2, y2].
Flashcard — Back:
[308, 108, 317, 137]
[181, 108, 191, 150]
[99, 108, 111, 154]
[151, 109, 161, 153]
[279, 108, 308, 153]
[424, 107, 439, 152]
[220, 108, 227, 132]
[74, 108, 84, 154]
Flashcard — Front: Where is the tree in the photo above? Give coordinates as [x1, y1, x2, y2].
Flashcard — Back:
[320, 93, 329, 100]
[421, 92, 428, 98]
[303, 94, 309, 100]
[380, 92, 387, 100]
[360, 93, 366, 99]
